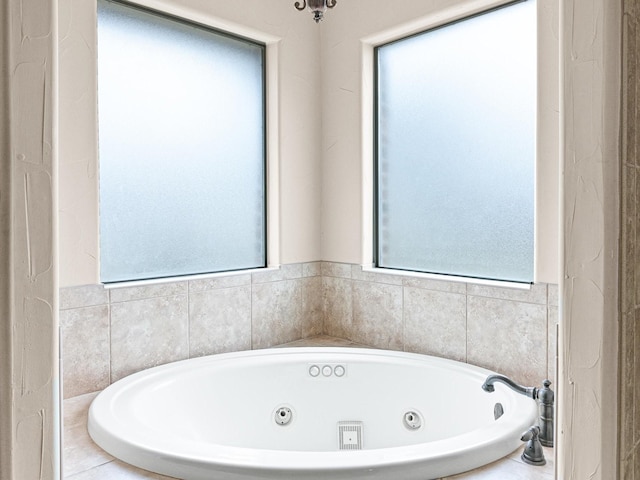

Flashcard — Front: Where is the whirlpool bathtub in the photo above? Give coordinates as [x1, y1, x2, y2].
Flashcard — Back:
[88, 347, 537, 480]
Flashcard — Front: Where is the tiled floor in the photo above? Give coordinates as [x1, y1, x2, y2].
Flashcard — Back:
[64, 335, 555, 480]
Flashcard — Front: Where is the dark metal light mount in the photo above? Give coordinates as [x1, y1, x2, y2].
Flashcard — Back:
[294, 0, 337, 23]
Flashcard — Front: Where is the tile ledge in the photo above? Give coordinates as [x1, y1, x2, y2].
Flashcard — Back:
[361, 266, 532, 290]
[102, 266, 280, 290]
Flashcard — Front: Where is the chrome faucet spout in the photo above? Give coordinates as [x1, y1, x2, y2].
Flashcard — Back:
[481, 374, 537, 399]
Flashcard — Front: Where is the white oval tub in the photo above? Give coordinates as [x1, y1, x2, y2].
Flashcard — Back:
[88, 347, 538, 480]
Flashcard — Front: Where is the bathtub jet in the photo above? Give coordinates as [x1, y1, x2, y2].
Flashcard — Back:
[88, 348, 538, 480]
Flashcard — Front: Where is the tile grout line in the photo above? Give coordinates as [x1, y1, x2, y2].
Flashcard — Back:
[465, 282, 469, 364]
[187, 280, 191, 359]
[65, 458, 115, 479]
[250, 272, 254, 350]
[107, 287, 112, 388]
[402, 279, 406, 352]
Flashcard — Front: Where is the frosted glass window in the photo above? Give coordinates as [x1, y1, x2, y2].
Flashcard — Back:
[97, 0, 266, 283]
[375, 0, 536, 283]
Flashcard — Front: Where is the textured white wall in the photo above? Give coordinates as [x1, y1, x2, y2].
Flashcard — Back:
[558, 0, 620, 478]
[58, 0, 100, 288]
[1, 0, 60, 479]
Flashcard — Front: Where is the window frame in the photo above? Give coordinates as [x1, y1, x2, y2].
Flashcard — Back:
[371, 0, 536, 284]
[96, 0, 270, 284]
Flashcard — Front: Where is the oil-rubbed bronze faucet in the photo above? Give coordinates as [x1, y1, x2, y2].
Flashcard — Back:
[482, 374, 537, 398]
[536, 379, 554, 447]
[521, 425, 546, 465]
[482, 375, 554, 448]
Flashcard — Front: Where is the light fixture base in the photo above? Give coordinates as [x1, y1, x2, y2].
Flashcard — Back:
[294, 0, 337, 23]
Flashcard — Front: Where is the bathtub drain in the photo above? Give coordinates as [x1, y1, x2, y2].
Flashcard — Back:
[338, 421, 363, 450]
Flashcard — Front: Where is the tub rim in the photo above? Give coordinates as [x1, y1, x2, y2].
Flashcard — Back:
[88, 347, 538, 475]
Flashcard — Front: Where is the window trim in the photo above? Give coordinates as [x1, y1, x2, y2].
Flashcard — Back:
[98, 0, 267, 48]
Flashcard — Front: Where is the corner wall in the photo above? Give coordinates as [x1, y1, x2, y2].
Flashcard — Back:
[61, 264, 557, 402]
[558, 0, 621, 478]
[1, 0, 60, 479]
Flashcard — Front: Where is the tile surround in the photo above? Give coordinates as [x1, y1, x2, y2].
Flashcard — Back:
[109, 282, 188, 304]
[322, 276, 353, 339]
[467, 282, 548, 304]
[188, 286, 251, 357]
[60, 305, 110, 399]
[60, 263, 324, 398]
[352, 280, 403, 350]
[61, 262, 558, 398]
[110, 295, 189, 382]
[403, 287, 467, 361]
[467, 296, 547, 386]
[300, 276, 324, 338]
[321, 262, 557, 387]
[60, 284, 109, 310]
[189, 273, 251, 292]
[251, 279, 303, 349]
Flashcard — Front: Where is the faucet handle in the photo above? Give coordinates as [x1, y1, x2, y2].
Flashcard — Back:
[521, 425, 539, 442]
[521, 425, 546, 466]
[538, 379, 554, 404]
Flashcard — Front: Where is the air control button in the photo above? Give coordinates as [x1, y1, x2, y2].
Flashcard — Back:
[322, 365, 333, 377]
[334, 365, 345, 377]
[309, 365, 320, 377]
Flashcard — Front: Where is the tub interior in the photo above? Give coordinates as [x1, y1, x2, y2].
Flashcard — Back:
[112, 352, 519, 452]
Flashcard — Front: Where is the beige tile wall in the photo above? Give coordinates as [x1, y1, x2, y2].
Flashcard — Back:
[60, 261, 557, 399]
[322, 263, 558, 387]
[59, 263, 323, 398]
